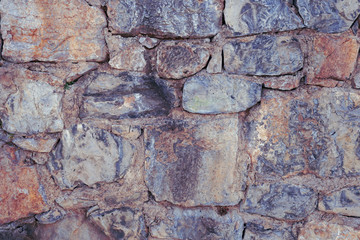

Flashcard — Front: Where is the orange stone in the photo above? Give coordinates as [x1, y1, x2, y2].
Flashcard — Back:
[298, 221, 360, 240]
[0, 145, 48, 224]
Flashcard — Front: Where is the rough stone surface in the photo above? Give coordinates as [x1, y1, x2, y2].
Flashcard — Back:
[12, 136, 58, 153]
[319, 186, 360, 217]
[0, 0, 107, 62]
[246, 87, 360, 178]
[106, 34, 147, 72]
[80, 67, 170, 119]
[206, 50, 222, 74]
[306, 35, 359, 87]
[353, 63, 360, 89]
[224, 35, 303, 76]
[156, 41, 210, 79]
[298, 221, 360, 240]
[144, 203, 244, 240]
[107, 0, 223, 38]
[35, 208, 66, 224]
[145, 116, 247, 206]
[0, 145, 49, 224]
[242, 183, 317, 220]
[183, 73, 262, 114]
[297, 0, 360, 33]
[48, 124, 135, 189]
[243, 223, 294, 240]
[138, 36, 159, 49]
[111, 125, 142, 140]
[224, 0, 304, 36]
[263, 73, 302, 90]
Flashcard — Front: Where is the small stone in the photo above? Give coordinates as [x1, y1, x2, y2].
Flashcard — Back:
[297, 0, 360, 33]
[224, 35, 303, 76]
[183, 73, 262, 114]
[35, 208, 66, 224]
[224, 0, 304, 36]
[48, 124, 135, 189]
[307, 35, 359, 87]
[107, 0, 223, 38]
[138, 36, 160, 49]
[242, 183, 317, 220]
[56, 188, 99, 210]
[243, 223, 294, 240]
[106, 34, 147, 72]
[206, 50, 222, 74]
[145, 116, 247, 206]
[298, 221, 360, 240]
[111, 125, 142, 140]
[263, 73, 302, 90]
[319, 186, 360, 217]
[0, 0, 107, 62]
[353, 65, 360, 88]
[13, 136, 58, 153]
[156, 41, 210, 79]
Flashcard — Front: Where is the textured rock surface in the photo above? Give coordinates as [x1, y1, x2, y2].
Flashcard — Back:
[183, 73, 262, 114]
[306, 35, 359, 87]
[224, 36, 303, 76]
[263, 74, 302, 90]
[242, 183, 317, 220]
[224, 0, 304, 35]
[107, 0, 223, 38]
[12, 136, 58, 153]
[144, 203, 244, 239]
[111, 125, 142, 140]
[297, 0, 360, 33]
[48, 124, 135, 189]
[0, 145, 48, 224]
[145, 116, 247, 206]
[80, 67, 170, 119]
[156, 41, 210, 79]
[243, 223, 294, 240]
[319, 186, 360, 217]
[298, 221, 360, 240]
[0, 0, 107, 62]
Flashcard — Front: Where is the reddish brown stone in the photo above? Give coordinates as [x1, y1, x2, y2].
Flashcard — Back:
[298, 221, 360, 240]
[0, 145, 48, 224]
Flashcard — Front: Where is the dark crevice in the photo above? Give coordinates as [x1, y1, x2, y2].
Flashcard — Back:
[242, 223, 247, 239]
[291, 0, 305, 26]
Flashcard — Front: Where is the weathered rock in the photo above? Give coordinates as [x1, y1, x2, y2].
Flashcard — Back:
[183, 73, 262, 114]
[144, 204, 244, 240]
[138, 36, 160, 49]
[242, 183, 317, 220]
[89, 208, 146, 240]
[48, 124, 135, 189]
[298, 221, 360, 240]
[206, 50, 222, 74]
[319, 186, 360, 217]
[224, 35, 303, 76]
[111, 125, 142, 140]
[0, 0, 107, 62]
[0, 145, 49, 224]
[80, 68, 170, 119]
[56, 188, 99, 210]
[297, 0, 360, 33]
[145, 116, 247, 206]
[13, 136, 58, 153]
[224, 0, 304, 36]
[35, 208, 66, 224]
[243, 223, 294, 240]
[263, 74, 302, 90]
[306, 35, 359, 87]
[353, 63, 360, 89]
[156, 41, 210, 79]
[107, 0, 223, 38]
[106, 34, 147, 72]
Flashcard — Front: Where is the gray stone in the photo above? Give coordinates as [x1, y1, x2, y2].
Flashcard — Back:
[35, 208, 66, 225]
[352, 64, 360, 89]
[138, 36, 160, 49]
[111, 125, 142, 140]
[145, 116, 247, 206]
[206, 50, 222, 74]
[319, 186, 360, 217]
[156, 41, 210, 79]
[48, 124, 135, 189]
[183, 73, 262, 114]
[80, 67, 170, 119]
[243, 223, 294, 240]
[242, 183, 317, 220]
[12, 136, 58, 153]
[144, 204, 244, 240]
[297, 0, 360, 33]
[224, 0, 304, 36]
[107, 0, 223, 38]
[223, 35, 303, 76]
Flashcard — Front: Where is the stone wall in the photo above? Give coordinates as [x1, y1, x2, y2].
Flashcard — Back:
[1, 0, 360, 239]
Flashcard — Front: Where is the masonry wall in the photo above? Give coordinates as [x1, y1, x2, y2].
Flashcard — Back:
[1, 0, 360, 239]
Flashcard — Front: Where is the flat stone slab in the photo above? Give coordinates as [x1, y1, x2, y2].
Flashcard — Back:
[12, 136, 58, 153]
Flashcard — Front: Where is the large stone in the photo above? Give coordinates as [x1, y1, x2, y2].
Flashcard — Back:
[12, 136, 58, 153]
[145, 116, 247, 206]
[0, 145, 49, 224]
[306, 35, 359, 87]
[242, 183, 317, 220]
[107, 0, 223, 38]
[183, 73, 262, 114]
[80, 67, 170, 119]
[156, 41, 210, 79]
[224, 0, 304, 36]
[144, 204, 244, 240]
[319, 186, 360, 217]
[0, 0, 107, 62]
[297, 0, 360, 33]
[224, 35, 303, 76]
[48, 124, 135, 189]
[298, 221, 360, 240]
